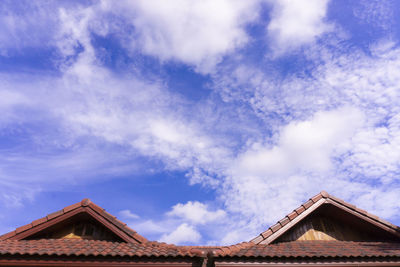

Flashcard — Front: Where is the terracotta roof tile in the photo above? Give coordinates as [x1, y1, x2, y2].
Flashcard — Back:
[295, 205, 305, 215]
[251, 235, 264, 244]
[0, 231, 15, 240]
[15, 224, 32, 234]
[114, 218, 127, 228]
[303, 199, 314, 209]
[0, 239, 201, 258]
[279, 217, 290, 227]
[217, 241, 400, 258]
[101, 210, 117, 221]
[311, 194, 322, 202]
[261, 229, 273, 239]
[287, 211, 297, 220]
[87, 202, 104, 214]
[47, 209, 64, 220]
[81, 198, 90, 206]
[320, 190, 329, 198]
[31, 217, 47, 227]
[270, 223, 281, 233]
[211, 242, 254, 257]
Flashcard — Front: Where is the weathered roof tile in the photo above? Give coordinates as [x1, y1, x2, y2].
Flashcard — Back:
[270, 223, 281, 233]
[0, 239, 201, 258]
[15, 224, 32, 234]
[295, 205, 305, 215]
[279, 217, 290, 227]
[31, 217, 48, 227]
[47, 210, 64, 220]
[216, 241, 400, 258]
[303, 199, 314, 209]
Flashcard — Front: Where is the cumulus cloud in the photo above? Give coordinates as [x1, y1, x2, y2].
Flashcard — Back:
[159, 223, 201, 244]
[234, 107, 364, 177]
[214, 107, 364, 239]
[167, 201, 226, 225]
[105, 0, 260, 73]
[122, 201, 227, 243]
[267, 0, 333, 55]
[210, 40, 400, 235]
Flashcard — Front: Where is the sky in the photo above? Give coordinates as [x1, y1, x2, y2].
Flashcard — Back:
[0, 0, 400, 245]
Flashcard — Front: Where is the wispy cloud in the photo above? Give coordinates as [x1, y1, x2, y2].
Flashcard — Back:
[119, 209, 140, 220]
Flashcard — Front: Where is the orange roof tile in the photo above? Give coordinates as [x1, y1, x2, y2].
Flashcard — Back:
[213, 241, 400, 258]
[0, 239, 203, 258]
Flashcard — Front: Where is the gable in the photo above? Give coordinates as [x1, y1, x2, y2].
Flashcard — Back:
[251, 191, 400, 244]
[0, 199, 147, 244]
[275, 211, 396, 243]
[24, 212, 123, 242]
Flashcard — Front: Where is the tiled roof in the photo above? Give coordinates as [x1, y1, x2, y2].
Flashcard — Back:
[1, 239, 399, 260]
[251, 191, 400, 244]
[1, 193, 400, 262]
[0, 199, 147, 243]
[182, 242, 254, 257]
[0, 239, 204, 258]
[213, 241, 400, 258]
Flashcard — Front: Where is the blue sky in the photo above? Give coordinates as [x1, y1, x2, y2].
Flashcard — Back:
[1, 0, 400, 245]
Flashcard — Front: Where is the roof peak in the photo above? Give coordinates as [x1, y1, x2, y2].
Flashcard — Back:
[81, 198, 91, 206]
[0, 198, 148, 244]
[251, 191, 400, 244]
[320, 190, 329, 198]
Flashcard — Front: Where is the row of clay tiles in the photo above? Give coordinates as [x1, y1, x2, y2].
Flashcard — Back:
[0, 199, 147, 243]
[0, 239, 204, 257]
[0, 239, 400, 258]
[251, 191, 400, 244]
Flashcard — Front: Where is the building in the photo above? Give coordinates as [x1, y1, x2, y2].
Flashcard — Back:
[0, 191, 399, 266]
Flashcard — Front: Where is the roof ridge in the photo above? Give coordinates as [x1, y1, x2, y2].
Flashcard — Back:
[250, 191, 400, 244]
[0, 198, 148, 244]
[210, 242, 255, 257]
[322, 192, 400, 231]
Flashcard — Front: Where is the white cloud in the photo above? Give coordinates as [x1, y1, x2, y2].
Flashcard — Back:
[216, 107, 364, 234]
[56, 5, 95, 60]
[353, 0, 394, 30]
[0, 1, 58, 56]
[267, 0, 333, 55]
[0, 44, 233, 210]
[119, 209, 140, 220]
[130, 219, 170, 236]
[210, 40, 400, 235]
[106, 0, 260, 73]
[234, 107, 364, 177]
[0, 89, 29, 126]
[167, 201, 226, 225]
[159, 223, 201, 244]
